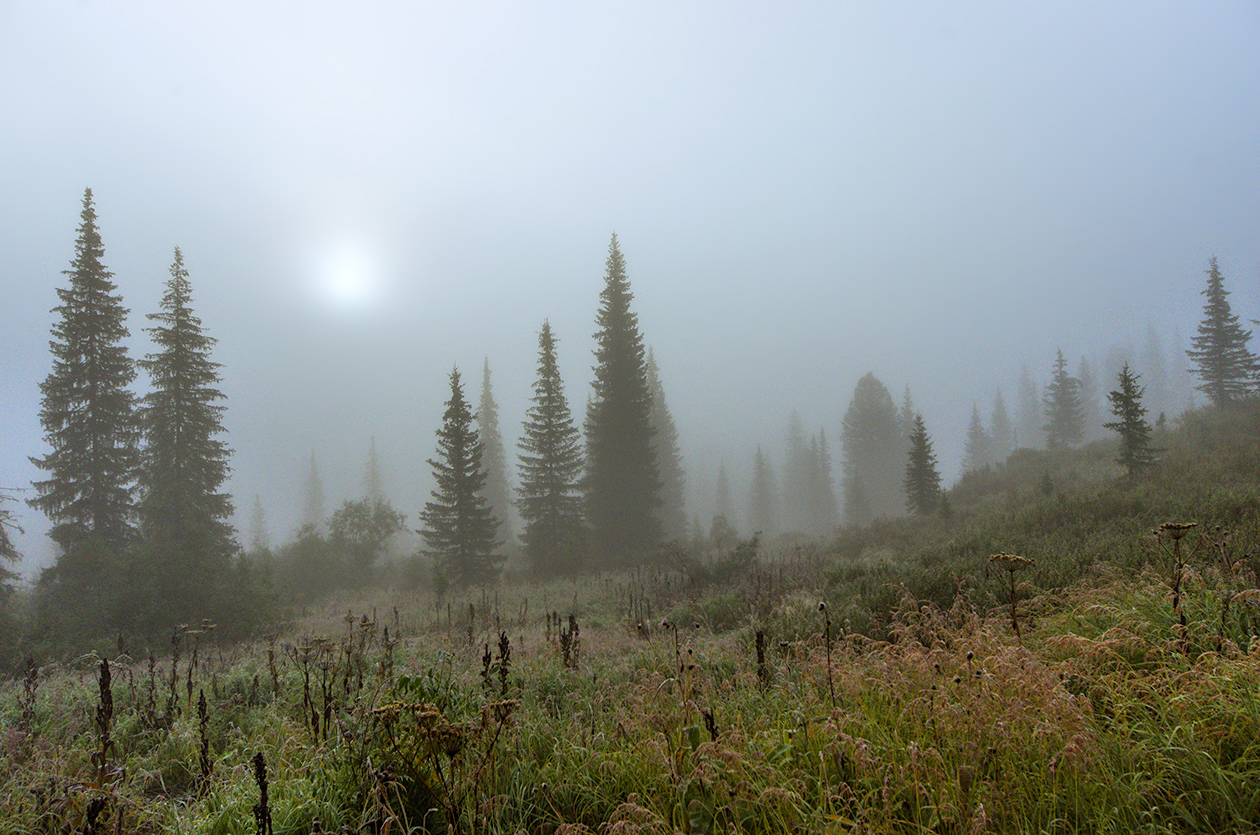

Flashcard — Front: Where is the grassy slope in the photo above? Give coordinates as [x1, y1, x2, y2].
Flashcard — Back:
[1, 403, 1259, 834]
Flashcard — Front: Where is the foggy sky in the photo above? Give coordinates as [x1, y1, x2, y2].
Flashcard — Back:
[2, 1, 1258, 575]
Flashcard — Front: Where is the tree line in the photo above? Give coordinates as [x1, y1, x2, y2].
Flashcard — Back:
[5, 189, 1257, 656]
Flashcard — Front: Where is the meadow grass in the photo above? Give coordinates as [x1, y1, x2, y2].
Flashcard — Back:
[3, 403, 1259, 833]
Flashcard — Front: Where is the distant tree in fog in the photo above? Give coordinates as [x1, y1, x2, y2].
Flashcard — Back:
[585, 234, 661, 568]
[961, 403, 992, 473]
[903, 413, 941, 516]
[989, 389, 1015, 463]
[420, 367, 502, 588]
[841, 372, 903, 525]
[714, 463, 735, 530]
[517, 321, 586, 579]
[330, 497, 405, 583]
[1016, 364, 1043, 449]
[809, 430, 840, 534]
[1104, 363, 1158, 479]
[302, 453, 327, 535]
[1187, 257, 1258, 407]
[248, 495, 269, 554]
[1043, 349, 1084, 450]
[747, 446, 778, 537]
[362, 436, 384, 502]
[477, 358, 514, 545]
[782, 411, 810, 533]
[647, 349, 687, 542]
[1141, 324, 1169, 417]
[896, 386, 916, 464]
[1077, 357, 1103, 440]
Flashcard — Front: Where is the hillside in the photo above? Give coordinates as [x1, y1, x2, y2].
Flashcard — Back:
[1, 401, 1259, 834]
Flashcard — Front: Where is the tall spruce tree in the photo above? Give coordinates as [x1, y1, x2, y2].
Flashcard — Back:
[1186, 257, 1258, 406]
[420, 367, 502, 587]
[585, 234, 660, 568]
[961, 403, 992, 473]
[903, 413, 942, 516]
[30, 189, 139, 554]
[517, 321, 586, 578]
[29, 190, 139, 630]
[841, 373, 903, 524]
[646, 349, 688, 542]
[1043, 349, 1085, 450]
[136, 247, 235, 622]
[477, 358, 514, 545]
[1104, 363, 1158, 479]
[747, 446, 778, 538]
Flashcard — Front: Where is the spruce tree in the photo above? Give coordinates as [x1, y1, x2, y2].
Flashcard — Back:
[136, 247, 235, 621]
[1186, 257, 1258, 406]
[29, 190, 139, 632]
[903, 413, 941, 516]
[30, 189, 139, 555]
[647, 349, 688, 542]
[585, 234, 660, 568]
[517, 321, 586, 578]
[989, 389, 1015, 463]
[477, 358, 514, 545]
[961, 403, 992, 473]
[841, 373, 903, 524]
[747, 446, 778, 538]
[420, 367, 502, 588]
[1104, 364, 1158, 479]
[1043, 349, 1084, 450]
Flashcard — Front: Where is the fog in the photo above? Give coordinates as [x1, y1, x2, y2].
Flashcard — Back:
[2, 2, 1257, 575]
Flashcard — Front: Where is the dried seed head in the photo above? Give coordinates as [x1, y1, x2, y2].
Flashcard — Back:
[966, 651, 974, 661]
[1158, 522, 1198, 540]
[988, 553, 1034, 571]
[817, 602, 827, 612]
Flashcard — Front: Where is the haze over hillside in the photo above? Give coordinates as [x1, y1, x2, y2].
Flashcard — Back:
[2, 2, 1257, 575]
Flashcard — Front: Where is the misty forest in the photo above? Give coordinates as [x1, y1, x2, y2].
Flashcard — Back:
[2, 4, 1260, 835]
